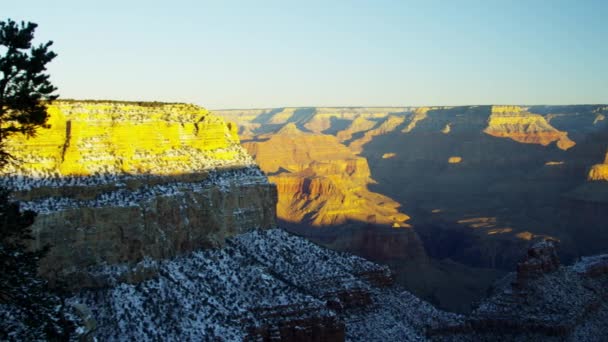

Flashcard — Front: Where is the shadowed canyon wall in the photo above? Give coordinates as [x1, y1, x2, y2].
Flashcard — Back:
[217, 104, 608, 312]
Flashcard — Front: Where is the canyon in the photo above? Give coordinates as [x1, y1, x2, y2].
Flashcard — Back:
[216, 104, 608, 312]
[1, 100, 607, 340]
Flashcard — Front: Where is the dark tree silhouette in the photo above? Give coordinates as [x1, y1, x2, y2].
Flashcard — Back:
[0, 19, 74, 340]
[0, 19, 57, 166]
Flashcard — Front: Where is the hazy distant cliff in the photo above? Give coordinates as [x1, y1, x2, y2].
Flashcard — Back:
[1, 100, 277, 283]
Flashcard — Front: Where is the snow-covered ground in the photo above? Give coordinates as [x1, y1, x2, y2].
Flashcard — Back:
[13, 167, 267, 214]
[69, 228, 458, 341]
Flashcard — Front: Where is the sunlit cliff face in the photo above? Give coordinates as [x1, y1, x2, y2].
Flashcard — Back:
[1, 101, 250, 178]
[0, 101, 276, 281]
[484, 105, 576, 150]
[243, 123, 410, 227]
[588, 151, 608, 181]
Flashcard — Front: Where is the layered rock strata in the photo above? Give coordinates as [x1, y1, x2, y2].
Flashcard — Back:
[588, 151, 608, 181]
[0, 101, 277, 282]
[68, 229, 460, 341]
[484, 105, 576, 150]
[243, 123, 410, 227]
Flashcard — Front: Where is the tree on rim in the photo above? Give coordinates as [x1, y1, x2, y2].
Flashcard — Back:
[0, 19, 57, 165]
[0, 19, 75, 340]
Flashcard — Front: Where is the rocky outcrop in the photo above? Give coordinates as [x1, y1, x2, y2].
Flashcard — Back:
[0, 100, 277, 283]
[243, 123, 410, 227]
[588, 151, 608, 181]
[68, 229, 459, 341]
[448, 156, 462, 164]
[336, 116, 377, 142]
[484, 105, 576, 150]
[2, 101, 244, 177]
[514, 240, 560, 287]
[429, 243, 608, 340]
[349, 115, 406, 154]
[29, 172, 277, 283]
[401, 107, 432, 133]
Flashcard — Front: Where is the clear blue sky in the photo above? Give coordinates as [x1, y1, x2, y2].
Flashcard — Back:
[4, 0, 607, 109]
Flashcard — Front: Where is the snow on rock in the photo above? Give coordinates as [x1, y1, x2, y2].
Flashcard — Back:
[70, 228, 459, 341]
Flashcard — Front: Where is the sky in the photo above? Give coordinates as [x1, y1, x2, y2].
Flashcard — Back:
[3, 0, 608, 109]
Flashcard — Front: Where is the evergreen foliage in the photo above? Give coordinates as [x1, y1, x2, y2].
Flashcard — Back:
[0, 19, 74, 340]
[0, 19, 57, 166]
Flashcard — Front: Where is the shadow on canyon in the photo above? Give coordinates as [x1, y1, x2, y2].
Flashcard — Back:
[217, 104, 608, 313]
[281, 219, 505, 314]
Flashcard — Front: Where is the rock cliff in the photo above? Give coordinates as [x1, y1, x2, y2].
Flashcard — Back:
[484, 105, 576, 150]
[242, 123, 409, 228]
[588, 151, 608, 181]
[0, 100, 277, 283]
[429, 241, 608, 341]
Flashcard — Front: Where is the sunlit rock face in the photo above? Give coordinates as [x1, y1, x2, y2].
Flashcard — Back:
[484, 105, 576, 150]
[2, 101, 243, 177]
[588, 151, 608, 181]
[348, 115, 406, 154]
[1, 100, 277, 283]
[242, 123, 409, 227]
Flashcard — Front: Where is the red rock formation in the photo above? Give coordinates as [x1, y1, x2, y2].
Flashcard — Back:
[244, 124, 410, 227]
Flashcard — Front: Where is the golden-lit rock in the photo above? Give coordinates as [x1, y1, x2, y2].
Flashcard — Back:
[588, 163, 608, 181]
[441, 123, 451, 134]
[336, 116, 377, 142]
[215, 107, 414, 139]
[587, 151, 608, 181]
[484, 106, 575, 150]
[2, 100, 278, 282]
[448, 156, 462, 164]
[244, 123, 410, 227]
[349, 115, 406, 154]
[3, 101, 249, 177]
[516, 231, 535, 240]
[401, 107, 431, 133]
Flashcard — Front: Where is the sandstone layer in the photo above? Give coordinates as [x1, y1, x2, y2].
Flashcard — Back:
[2, 101, 243, 177]
[242, 123, 409, 227]
[348, 115, 406, 154]
[484, 105, 576, 150]
[1, 100, 277, 282]
[588, 151, 608, 181]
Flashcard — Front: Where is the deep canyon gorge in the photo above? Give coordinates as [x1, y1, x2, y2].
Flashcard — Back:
[1, 101, 607, 340]
[216, 105, 608, 312]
